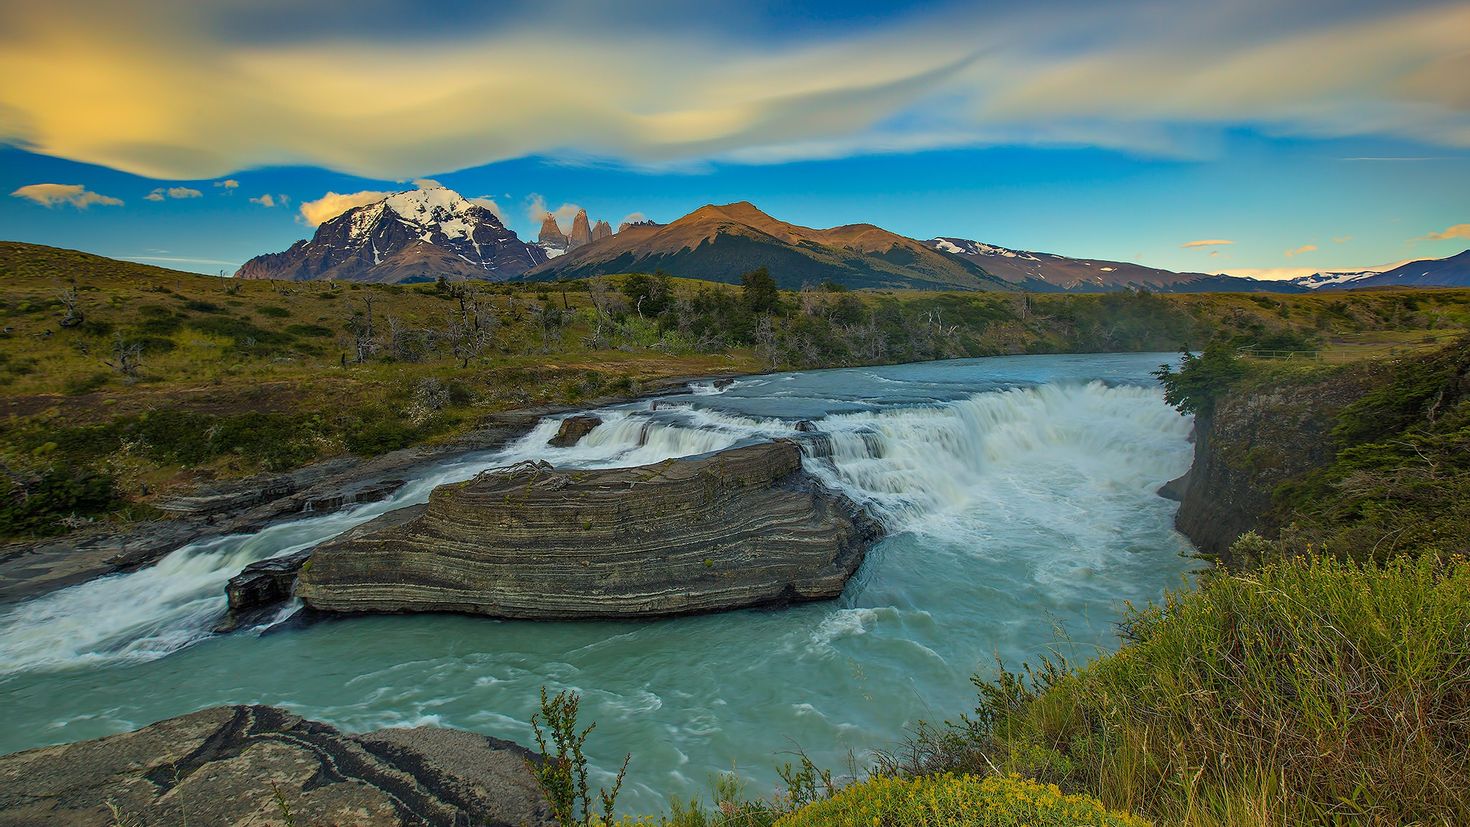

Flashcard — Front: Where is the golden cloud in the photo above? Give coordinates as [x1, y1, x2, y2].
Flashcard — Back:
[298, 190, 390, 226]
[0, 2, 1467, 179]
[1421, 223, 1470, 241]
[1181, 239, 1235, 248]
[1284, 244, 1318, 258]
[11, 182, 123, 208]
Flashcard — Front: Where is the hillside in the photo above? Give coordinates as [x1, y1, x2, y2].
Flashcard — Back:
[523, 202, 1013, 291]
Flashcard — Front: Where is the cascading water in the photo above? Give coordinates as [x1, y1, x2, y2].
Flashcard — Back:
[0, 352, 1197, 813]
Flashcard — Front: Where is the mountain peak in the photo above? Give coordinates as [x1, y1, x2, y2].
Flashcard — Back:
[236, 184, 544, 283]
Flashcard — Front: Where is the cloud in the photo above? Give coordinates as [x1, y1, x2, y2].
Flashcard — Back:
[618, 212, 649, 229]
[1181, 239, 1234, 249]
[1332, 235, 1353, 244]
[10, 182, 123, 208]
[298, 189, 389, 225]
[1420, 223, 1470, 241]
[145, 186, 202, 201]
[525, 194, 583, 231]
[214, 179, 239, 190]
[1, 1, 1467, 179]
[249, 193, 277, 207]
[1284, 244, 1318, 258]
[469, 195, 505, 223]
[412, 178, 442, 190]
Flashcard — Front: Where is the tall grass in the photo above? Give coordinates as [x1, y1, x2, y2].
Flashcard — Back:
[898, 552, 1470, 826]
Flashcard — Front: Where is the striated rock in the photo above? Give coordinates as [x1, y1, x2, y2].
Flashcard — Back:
[0, 705, 550, 827]
[296, 441, 882, 618]
[547, 414, 602, 447]
[302, 478, 406, 514]
[591, 219, 613, 241]
[566, 209, 594, 249]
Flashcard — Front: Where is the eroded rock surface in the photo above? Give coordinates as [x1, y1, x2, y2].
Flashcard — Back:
[297, 440, 881, 618]
[0, 705, 549, 827]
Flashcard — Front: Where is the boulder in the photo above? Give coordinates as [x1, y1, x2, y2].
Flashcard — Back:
[0, 705, 550, 827]
[547, 414, 603, 447]
[213, 550, 311, 632]
[296, 440, 882, 618]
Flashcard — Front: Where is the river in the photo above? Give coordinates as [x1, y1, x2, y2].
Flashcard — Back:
[0, 352, 1197, 813]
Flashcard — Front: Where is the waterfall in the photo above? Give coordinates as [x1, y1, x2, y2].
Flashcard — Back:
[0, 373, 1189, 677]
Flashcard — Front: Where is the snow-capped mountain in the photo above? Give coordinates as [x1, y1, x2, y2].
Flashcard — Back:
[236, 185, 546, 283]
[1287, 252, 1469, 290]
[926, 237, 1302, 293]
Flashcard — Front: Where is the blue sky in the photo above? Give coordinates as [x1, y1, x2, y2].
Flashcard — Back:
[2, 0, 1467, 277]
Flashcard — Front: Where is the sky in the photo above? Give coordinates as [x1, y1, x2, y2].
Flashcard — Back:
[1, 0, 1467, 278]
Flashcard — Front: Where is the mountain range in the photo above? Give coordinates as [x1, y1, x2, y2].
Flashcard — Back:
[233, 185, 1469, 293]
[522, 201, 1011, 290]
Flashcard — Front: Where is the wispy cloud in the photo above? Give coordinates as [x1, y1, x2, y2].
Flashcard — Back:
[1, 1, 1467, 179]
[470, 195, 505, 223]
[1181, 239, 1234, 249]
[10, 182, 123, 208]
[298, 190, 390, 225]
[144, 186, 202, 201]
[214, 179, 239, 190]
[1284, 244, 1318, 258]
[525, 194, 583, 232]
[249, 193, 290, 207]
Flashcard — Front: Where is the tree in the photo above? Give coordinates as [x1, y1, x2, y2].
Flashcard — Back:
[741, 267, 780, 314]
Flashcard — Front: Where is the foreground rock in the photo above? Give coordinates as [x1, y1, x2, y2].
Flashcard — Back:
[0, 705, 549, 827]
[297, 440, 882, 618]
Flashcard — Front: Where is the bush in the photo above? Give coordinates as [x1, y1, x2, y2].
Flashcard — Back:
[774, 774, 1148, 827]
[0, 467, 118, 537]
[1153, 343, 1246, 416]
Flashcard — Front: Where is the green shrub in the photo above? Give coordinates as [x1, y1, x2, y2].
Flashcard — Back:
[773, 774, 1148, 827]
[62, 371, 110, 395]
[256, 305, 290, 318]
[0, 468, 118, 537]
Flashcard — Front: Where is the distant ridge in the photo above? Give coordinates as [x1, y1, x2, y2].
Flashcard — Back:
[1287, 250, 1470, 290]
[927, 237, 1306, 294]
[524, 202, 1014, 291]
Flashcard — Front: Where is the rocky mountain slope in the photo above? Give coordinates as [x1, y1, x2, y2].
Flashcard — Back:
[235, 185, 546, 283]
[535, 208, 614, 258]
[525, 202, 1013, 290]
[926, 237, 1304, 294]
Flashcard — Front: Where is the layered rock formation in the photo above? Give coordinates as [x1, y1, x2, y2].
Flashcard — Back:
[0, 705, 549, 827]
[296, 440, 882, 618]
[592, 219, 613, 240]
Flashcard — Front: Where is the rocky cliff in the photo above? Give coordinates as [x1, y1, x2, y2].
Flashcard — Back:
[296, 440, 882, 618]
[1168, 371, 1370, 560]
[0, 705, 549, 827]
